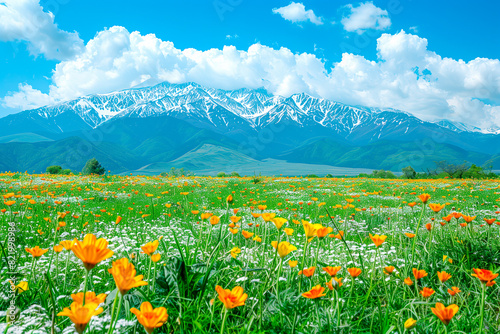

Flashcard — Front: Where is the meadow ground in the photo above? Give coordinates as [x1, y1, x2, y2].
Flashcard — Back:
[1, 173, 500, 333]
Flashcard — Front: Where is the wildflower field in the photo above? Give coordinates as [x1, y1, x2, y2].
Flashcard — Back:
[1, 173, 500, 333]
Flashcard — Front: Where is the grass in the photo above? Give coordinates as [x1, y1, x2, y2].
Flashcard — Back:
[0, 172, 499, 333]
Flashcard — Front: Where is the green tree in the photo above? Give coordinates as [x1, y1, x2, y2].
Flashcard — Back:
[82, 158, 105, 175]
[46, 165, 63, 174]
[402, 166, 417, 179]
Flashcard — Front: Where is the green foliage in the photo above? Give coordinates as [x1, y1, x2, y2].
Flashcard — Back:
[46, 165, 63, 174]
[230, 171, 240, 177]
[82, 158, 105, 175]
[401, 166, 416, 179]
[216, 172, 227, 177]
[360, 169, 397, 179]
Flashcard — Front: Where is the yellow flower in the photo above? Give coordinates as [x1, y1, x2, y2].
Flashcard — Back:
[151, 253, 161, 263]
[274, 241, 297, 258]
[141, 240, 159, 256]
[57, 302, 103, 334]
[131, 302, 168, 334]
[230, 247, 241, 258]
[284, 228, 294, 236]
[271, 217, 287, 230]
[288, 260, 298, 268]
[15, 281, 28, 293]
[71, 234, 114, 271]
[302, 221, 321, 238]
[60, 240, 74, 250]
[404, 318, 417, 329]
[108, 258, 148, 295]
[71, 292, 107, 305]
[54, 245, 64, 253]
[216, 285, 247, 309]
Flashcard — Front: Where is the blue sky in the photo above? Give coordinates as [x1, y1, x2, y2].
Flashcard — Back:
[0, 0, 499, 128]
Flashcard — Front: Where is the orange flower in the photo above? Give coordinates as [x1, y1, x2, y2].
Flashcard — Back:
[330, 231, 344, 239]
[431, 303, 459, 326]
[210, 215, 220, 225]
[141, 240, 159, 256]
[323, 266, 341, 277]
[72, 234, 114, 271]
[472, 268, 499, 284]
[447, 287, 461, 296]
[241, 230, 254, 239]
[229, 228, 238, 234]
[442, 215, 453, 222]
[383, 266, 395, 275]
[302, 285, 326, 299]
[108, 258, 148, 295]
[226, 195, 234, 204]
[151, 253, 161, 263]
[462, 215, 476, 223]
[298, 267, 316, 277]
[71, 292, 107, 305]
[57, 302, 103, 334]
[25, 246, 48, 258]
[404, 277, 413, 286]
[484, 218, 496, 225]
[419, 287, 435, 298]
[425, 223, 432, 231]
[326, 277, 343, 290]
[429, 203, 445, 213]
[413, 268, 428, 280]
[437, 271, 452, 283]
[215, 285, 247, 309]
[369, 234, 387, 247]
[451, 212, 462, 220]
[131, 302, 168, 334]
[405, 232, 416, 238]
[408, 202, 417, 208]
[115, 216, 122, 225]
[53, 245, 64, 253]
[347, 267, 362, 278]
[230, 216, 241, 223]
[316, 226, 333, 238]
[418, 193, 431, 203]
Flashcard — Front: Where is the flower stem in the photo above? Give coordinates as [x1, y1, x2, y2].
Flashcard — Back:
[107, 293, 123, 334]
[410, 204, 426, 267]
[479, 283, 486, 334]
[220, 308, 228, 334]
[82, 269, 90, 305]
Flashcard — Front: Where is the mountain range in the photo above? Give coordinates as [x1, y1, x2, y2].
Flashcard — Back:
[1, 82, 499, 175]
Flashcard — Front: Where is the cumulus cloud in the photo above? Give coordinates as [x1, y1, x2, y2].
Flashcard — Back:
[341, 2, 391, 34]
[0, 0, 83, 60]
[2, 27, 500, 129]
[272, 2, 323, 25]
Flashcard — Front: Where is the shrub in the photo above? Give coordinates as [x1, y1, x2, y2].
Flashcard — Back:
[82, 158, 105, 175]
[46, 165, 63, 174]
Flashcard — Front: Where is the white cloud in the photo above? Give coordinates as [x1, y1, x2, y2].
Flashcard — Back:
[272, 2, 323, 25]
[341, 2, 391, 34]
[2, 27, 500, 129]
[3, 83, 56, 110]
[0, 0, 83, 60]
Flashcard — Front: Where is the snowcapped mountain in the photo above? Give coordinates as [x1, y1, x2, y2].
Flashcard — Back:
[0, 81, 458, 137]
[1, 81, 500, 173]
